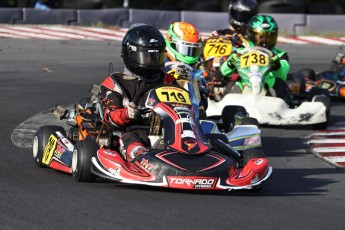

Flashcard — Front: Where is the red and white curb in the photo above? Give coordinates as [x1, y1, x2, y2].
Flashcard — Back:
[308, 122, 345, 168]
[1, 25, 345, 45]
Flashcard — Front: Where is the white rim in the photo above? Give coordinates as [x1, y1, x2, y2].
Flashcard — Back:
[72, 149, 78, 173]
[33, 136, 38, 158]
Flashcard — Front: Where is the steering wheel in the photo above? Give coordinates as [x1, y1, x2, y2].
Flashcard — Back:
[238, 46, 274, 57]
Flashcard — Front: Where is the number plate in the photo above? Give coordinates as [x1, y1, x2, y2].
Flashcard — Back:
[240, 51, 269, 68]
[155, 87, 191, 105]
[203, 38, 232, 60]
[42, 134, 58, 165]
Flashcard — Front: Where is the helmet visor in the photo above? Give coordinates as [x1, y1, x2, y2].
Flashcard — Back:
[249, 30, 278, 49]
[230, 9, 254, 25]
[127, 46, 166, 68]
[170, 40, 202, 58]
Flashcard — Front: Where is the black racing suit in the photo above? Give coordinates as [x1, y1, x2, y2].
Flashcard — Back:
[100, 68, 165, 161]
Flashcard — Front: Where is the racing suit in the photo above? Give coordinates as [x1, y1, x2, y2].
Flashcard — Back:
[100, 68, 165, 161]
[212, 25, 250, 49]
[201, 26, 251, 97]
[220, 42, 290, 99]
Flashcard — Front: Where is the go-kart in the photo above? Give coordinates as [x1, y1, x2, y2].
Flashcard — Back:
[288, 52, 345, 99]
[200, 35, 234, 102]
[206, 46, 331, 129]
[165, 61, 262, 152]
[32, 83, 272, 191]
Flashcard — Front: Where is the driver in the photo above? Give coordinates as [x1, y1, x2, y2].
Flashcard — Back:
[212, 0, 258, 48]
[220, 15, 290, 99]
[99, 24, 166, 162]
[164, 21, 208, 119]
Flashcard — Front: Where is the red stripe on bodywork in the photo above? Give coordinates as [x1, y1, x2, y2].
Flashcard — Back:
[50, 160, 72, 173]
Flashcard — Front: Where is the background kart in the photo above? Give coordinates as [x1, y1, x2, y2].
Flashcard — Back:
[199, 35, 234, 102]
[287, 52, 345, 99]
[32, 84, 272, 191]
[206, 46, 331, 129]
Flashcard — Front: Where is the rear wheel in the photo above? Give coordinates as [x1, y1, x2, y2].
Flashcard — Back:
[72, 140, 98, 182]
[33, 125, 66, 168]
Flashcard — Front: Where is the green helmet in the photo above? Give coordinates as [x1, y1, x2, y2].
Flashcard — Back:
[247, 15, 278, 50]
[165, 22, 202, 65]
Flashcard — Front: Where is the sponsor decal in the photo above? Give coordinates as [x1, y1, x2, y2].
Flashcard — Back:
[176, 117, 190, 123]
[180, 41, 202, 47]
[54, 144, 66, 158]
[103, 150, 116, 156]
[251, 174, 259, 184]
[174, 106, 189, 111]
[42, 135, 58, 165]
[109, 167, 120, 176]
[184, 139, 197, 151]
[147, 98, 156, 106]
[61, 138, 74, 151]
[129, 45, 137, 51]
[168, 176, 216, 189]
[150, 39, 158, 43]
[56, 131, 65, 138]
[261, 23, 270, 28]
[255, 159, 263, 165]
[140, 158, 156, 171]
[148, 50, 159, 53]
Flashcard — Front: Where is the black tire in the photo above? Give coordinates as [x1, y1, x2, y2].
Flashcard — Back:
[72, 140, 98, 182]
[272, 78, 289, 100]
[239, 117, 259, 127]
[32, 125, 66, 168]
[221, 105, 247, 132]
[242, 149, 265, 164]
[309, 87, 331, 101]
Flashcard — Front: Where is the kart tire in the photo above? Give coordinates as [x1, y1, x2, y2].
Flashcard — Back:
[240, 117, 259, 127]
[222, 105, 247, 132]
[72, 140, 98, 182]
[242, 149, 265, 163]
[272, 78, 289, 100]
[312, 95, 331, 130]
[309, 87, 331, 101]
[33, 125, 66, 168]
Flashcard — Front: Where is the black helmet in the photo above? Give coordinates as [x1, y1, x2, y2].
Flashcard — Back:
[228, 0, 258, 33]
[121, 24, 166, 80]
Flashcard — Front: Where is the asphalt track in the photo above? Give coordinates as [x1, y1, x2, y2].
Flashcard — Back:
[1, 39, 345, 229]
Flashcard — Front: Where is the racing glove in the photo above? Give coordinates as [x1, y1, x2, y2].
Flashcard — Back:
[270, 55, 281, 71]
[126, 102, 139, 119]
[226, 52, 239, 69]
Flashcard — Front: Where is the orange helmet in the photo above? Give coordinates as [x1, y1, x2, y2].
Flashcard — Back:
[165, 22, 202, 65]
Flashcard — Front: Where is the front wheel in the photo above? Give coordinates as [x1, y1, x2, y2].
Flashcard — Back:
[72, 140, 99, 182]
[33, 125, 66, 168]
